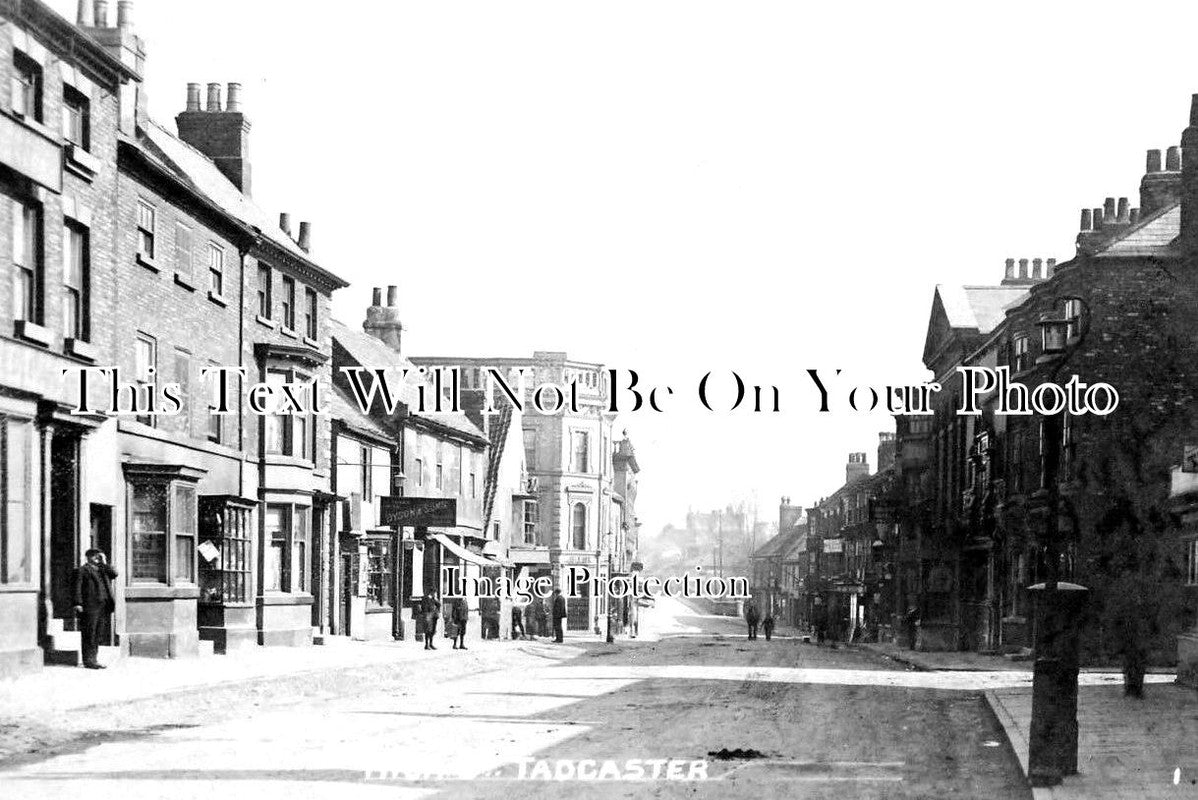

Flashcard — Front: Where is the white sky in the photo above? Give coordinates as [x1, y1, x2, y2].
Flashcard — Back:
[48, 0, 1198, 538]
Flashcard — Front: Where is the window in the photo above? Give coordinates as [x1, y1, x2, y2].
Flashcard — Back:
[1, 417, 32, 583]
[62, 222, 88, 340]
[524, 429, 537, 470]
[172, 484, 196, 582]
[263, 368, 313, 460]
[469, 471, 476, 499]
[62, 86, 89, 149]
[136, 200, 155, 261]
[361, 445, 373, 501]
[174, 223, 193, 282]
[435, 462, 443, 490]
[134, 334, 156, 426]
[206, 360, 223, 444]
[1064, 299, 1082, 341]
[414, 458, 424, 487]
[12, 198, 41, 324]
[175, 349, 191, 436]
[1189, 539, 1198, 586]
[1013, 336, 1030, 372]
[265, 503, 310, 593]
[11, 51, 42, 122]
[281, 276, 296, 330]
[208, 243, 224, 296]
[572, 503, 587, 550]
[570, 430, 590, 473]
[130, 483, 167, 582]
[257, 264, 272, 318]
[304, 287, 317, 339]
[198, 500, 250, 604]
[366, 538, 392, 608]
[523, 500, 538, 545]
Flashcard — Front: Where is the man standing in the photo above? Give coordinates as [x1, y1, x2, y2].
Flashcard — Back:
[511, 602, 526, 639]
[551, 588, 567, 643]
[762, 610, 776, 641]
[420, 592, 440, 650]
[72, 549, 116, 669]
[451, 596, 469, 650]
[744, 598, 760, 641]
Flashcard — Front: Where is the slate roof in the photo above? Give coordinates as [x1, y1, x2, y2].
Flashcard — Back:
[752, 528, 800, 560]
[330, 319, 487, 443]
[1095, 202, 1181, 258]
[328, 383, 393, 443]
[936, 284, 1030, 333]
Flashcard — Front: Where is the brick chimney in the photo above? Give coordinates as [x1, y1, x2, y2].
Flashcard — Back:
[779, 496, 802, 530]
[78, 0, 145, 77]
[846, 452, 870, 484]
[175, 82, 252, 195]
[877, 432, 896, 472]
[1140, 147, 1182, 217]
[1182, 94, 1198, 247]
[364, 286, 404, 353]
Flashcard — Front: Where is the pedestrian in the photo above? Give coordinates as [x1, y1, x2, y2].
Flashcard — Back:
[551, 588, 567, 643]
[536, 595, 550, 637]
[762, 611, 775, 642]
[744, 598, 760, 640]
[420, 591, 440, 650]
[451, 596, 469, 650]
[511, 602, 526, 639]
[903, 606, 919, 650]
[71, 548, 116, 669]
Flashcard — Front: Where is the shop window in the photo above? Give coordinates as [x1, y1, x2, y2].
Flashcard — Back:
[198, 498, 252, 604]
[366, 538, 392, 609]
[0, 416, 32, 584]
[264, 502, 311, 593]
[127, 474, 199, 585]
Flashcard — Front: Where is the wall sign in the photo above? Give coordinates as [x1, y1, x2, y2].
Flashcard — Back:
[379, 497, 457, 528]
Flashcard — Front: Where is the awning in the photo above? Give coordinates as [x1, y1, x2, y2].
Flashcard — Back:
[481, 540, 515, 568]
[430, 533, 497, 568]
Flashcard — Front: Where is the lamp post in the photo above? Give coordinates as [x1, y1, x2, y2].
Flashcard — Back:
[1027, 297, 1090, 787]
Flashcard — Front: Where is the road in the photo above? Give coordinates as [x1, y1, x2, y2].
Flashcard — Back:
[0, 597, 1031, 799]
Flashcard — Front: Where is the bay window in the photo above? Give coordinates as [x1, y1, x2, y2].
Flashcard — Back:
[125, 466, 202, 585]
[263, 368, 314, 460]
[198, 497, 252, 604]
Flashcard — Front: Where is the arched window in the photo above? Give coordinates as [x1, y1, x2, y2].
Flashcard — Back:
[572, 503, 587, 550]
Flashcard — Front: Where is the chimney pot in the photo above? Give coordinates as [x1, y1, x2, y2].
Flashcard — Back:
[1117, 197, 1130, 221]
[387, 285, 398, 307]
[226, 83, 242, 112]
[116, 0, 133, 28]
[1168, 145, 1182, 171]
[1092, 207, 1105, 230]
[1004, 257, 1015, 279]
[93, 0, 108, 26]
[1104, 197, 1117, 220]
[1130, 208, 1141, 224]
[1147, 149, 1162, 173]
[1046, 258, 1057, 277]
[1190, 93, 1198, 127]
[77, 0, 95, 26]
[279, 212, 292, 236]
[1018, 258, 1029, 279]
[1033, 258, 1043, 279]
[372, 287, 382, 307]
[1080, 208, 1092, 231]
[297, 221, 311, 253]
[206, 83, 222, 112]
[185, 83, 201, 112]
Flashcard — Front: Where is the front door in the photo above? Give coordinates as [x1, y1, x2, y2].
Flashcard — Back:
[89, 504, 114, 645]
[49, 435, 80, 623]
[340, 552, 354, 636]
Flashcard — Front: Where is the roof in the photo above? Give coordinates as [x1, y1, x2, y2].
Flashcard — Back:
[328, 383, 393, 444]
[136, 120, 348, 289]
[481, 403, 513, 530]
[935, 284, 1030, 333]
[751, 528, 799, 560]
[330, 319, 487, 443]
[1095, 202, 1181, 258]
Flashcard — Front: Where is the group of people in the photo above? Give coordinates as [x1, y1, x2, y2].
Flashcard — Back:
[418, 588, 570, 649]
[742, 599, 776, 641]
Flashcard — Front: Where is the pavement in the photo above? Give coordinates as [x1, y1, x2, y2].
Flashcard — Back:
[0, 600, 1191, 798]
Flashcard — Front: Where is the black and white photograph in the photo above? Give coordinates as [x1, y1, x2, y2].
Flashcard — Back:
[2, 1, 1198, 798]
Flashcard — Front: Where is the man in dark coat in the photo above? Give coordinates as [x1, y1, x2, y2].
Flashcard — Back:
[744, 599, 760, 640]
[512, 602, 526, 639]
[535, 595, 549, 637]
[420, 592, 440, 650]
[762, 610, 776, 641]
[72, 548, 117, 669]
[451, 596, 469, 650]
[551, 588, 567, 643]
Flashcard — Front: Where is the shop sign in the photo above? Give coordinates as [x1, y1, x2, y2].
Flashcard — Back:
[379, 497, 457, 528]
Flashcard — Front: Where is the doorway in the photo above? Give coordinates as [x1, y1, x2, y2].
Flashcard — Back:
[49, 435, 80, 624]
[89, 504, 114, 646]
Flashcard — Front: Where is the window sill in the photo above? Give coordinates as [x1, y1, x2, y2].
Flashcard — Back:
[263, 453, 315, 469]
[136, 252, 159, 273]
[259, 593, 315, 606]
[13, 320, 51, 347]
[302, 335, 320, 349]
[126, 584, 201, 601]
[64, 336, 98, 361]
[174, 272, 196, 292]
[256, 314, 277, 330]
[64, 144, 100, 181]
[279, 326, 298, 340]
[207, 290, 228, 307]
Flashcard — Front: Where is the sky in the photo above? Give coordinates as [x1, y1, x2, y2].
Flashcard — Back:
[47, 0, 1198, 538]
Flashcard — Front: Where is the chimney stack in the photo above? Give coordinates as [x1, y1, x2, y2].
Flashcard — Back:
[279, 212, 292, 237]
[94, 0, 108, 26]
[77, 0, 95, 26]
[297, 221, 311, 253]
[1183, 94, 1198, 246]
[846, 452, 870, 484]
[363, 286, 405, 353]
[177, 81, 253, 195]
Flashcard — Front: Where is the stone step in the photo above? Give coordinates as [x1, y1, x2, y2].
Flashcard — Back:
[49, 630, 81, 651]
